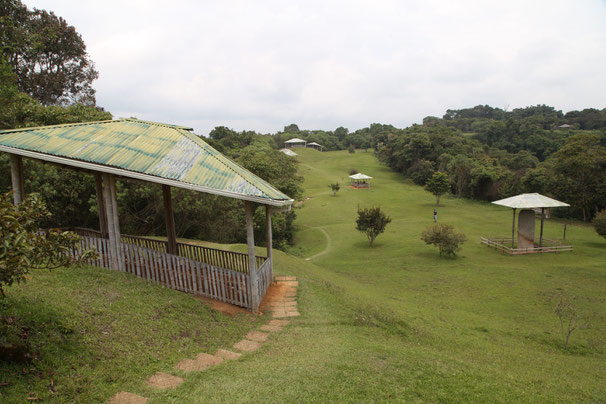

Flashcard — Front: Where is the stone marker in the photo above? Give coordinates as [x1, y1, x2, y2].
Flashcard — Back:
[146, 372, 184, 390]
[108, 391, 148, 404]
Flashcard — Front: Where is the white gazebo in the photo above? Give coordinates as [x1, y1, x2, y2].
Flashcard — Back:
[279, 148, 298, 156]
[481, 193, 573, 255]
[284, 138, 307, 149]
[349, 173, 373, 188]
[307, 142, 323, 152]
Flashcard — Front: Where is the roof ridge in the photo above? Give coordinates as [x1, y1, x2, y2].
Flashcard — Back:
[0, 118, 118, 134]
[180, 130, 278, 199]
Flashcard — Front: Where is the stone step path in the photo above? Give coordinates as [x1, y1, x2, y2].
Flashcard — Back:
[107, 276, 299, 404]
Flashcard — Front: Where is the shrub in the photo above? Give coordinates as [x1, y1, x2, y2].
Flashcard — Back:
[356, 206, 391, 246]
[0, 192, 96, 296]
[348, 144, 355, 154]
[593, 210, 606, 239]
[421, 223, 466, 256]
[328, 182, 340, 196]
[349, 168, 359, 175]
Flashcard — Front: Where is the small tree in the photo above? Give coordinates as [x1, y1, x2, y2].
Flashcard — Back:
[348, 144, 355, 154]
[349, 168, 359, 175]
[593, 209, 606, 239]
[425, 171, 450, 206]
[421, 223, 466, 256]
[356, 206, 391, 246]
[552, 290, 588, 349]
[0, 192, 96, 296]
[328, 182, 340, 196]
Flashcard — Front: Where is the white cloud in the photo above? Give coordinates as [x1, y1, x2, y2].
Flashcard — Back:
[27, 0, 606, 135]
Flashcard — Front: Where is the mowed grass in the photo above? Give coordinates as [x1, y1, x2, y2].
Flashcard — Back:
[2, 148, 605, 402]
[0, 264, 264, 402]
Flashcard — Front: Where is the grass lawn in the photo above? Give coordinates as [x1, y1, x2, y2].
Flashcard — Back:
[0, 264, 264, 402]
[2, 147, 605, 402]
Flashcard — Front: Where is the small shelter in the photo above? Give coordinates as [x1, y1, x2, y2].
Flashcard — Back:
[0, 119, 293, 312]
[558, 124, 572, 129]
[481, 193, 572, 255]
[307, 142, 323, 152]
[349, 173, 373, 188]
[284, 138, 307, 148]
[279, 148, 298, 156]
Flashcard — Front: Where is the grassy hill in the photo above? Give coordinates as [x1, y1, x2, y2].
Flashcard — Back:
[2, 147, 604, 402]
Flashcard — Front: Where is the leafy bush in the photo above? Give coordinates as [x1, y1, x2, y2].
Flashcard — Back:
[0, 192, 96, 296]
[348, 144, 355, 154]
[421, 223, 466, 256]
[593, 210, 606, 239]
[356, 206, 392, 246]
[328, 182, 340, 196]
[349, 168, 359, 175]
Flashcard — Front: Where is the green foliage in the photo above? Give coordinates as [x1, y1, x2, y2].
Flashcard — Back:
[348, 144, 355, 154]
[1, 1, 99, 105]
[328, 182, 340, 196]
[552, 290, 588, 349]
[425, 171, 449, 205]
[0, 192, 95, 296]
[593, 210, 606, 239]
[421, 223, 466, 256]
[356, 206, 391, 246]
[349, 168, 359, 175]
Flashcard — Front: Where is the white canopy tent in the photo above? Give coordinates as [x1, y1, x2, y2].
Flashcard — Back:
[492, 193, 570, 247]
[349, 173, 373, 188]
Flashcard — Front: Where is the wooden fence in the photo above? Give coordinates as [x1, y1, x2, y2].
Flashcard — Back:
[74, 233, 271, 310]
[480, 236, 573, 255]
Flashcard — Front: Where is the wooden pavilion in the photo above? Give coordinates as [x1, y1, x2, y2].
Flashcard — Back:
[481, 193, 572, 255]
[306, 142, 323, 152]
[0, 119, 293, 312]
[284, 138, 307, 149]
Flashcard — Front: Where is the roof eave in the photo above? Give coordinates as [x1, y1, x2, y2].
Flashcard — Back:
[0, 145, 293, 207]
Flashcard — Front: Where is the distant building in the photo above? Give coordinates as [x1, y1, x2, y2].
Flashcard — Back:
[307, 142, 323, 152]
[280, 148, 298, 156]
[558, 124, 572, 129]
[284, 138, 307, 148]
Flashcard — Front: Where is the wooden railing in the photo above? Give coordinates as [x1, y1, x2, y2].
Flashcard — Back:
[481, 236, 573, 255]
[69, 228, 272, 310]
[67, 228, 266, 274]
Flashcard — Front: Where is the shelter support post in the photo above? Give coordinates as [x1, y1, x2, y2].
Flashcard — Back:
[102, 173, 124, 271]
[511, 208, 516, 248]
[539, 207, 545, 247]
[162, 185, 178, 255]
[245, 201, 259, 313]
[266, 205, 273, 281]
[95, 173, 109, 238]
[9, 154, 25, 205]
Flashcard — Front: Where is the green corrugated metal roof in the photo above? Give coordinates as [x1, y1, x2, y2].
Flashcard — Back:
[0, 119, 292, 205]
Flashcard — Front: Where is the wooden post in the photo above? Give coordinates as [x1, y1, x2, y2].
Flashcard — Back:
[563, 223, 567, 240]
[539, 207, 545, 247]
[9, 154, 25, 205]
[511, 208, 516, 248]
[162, 185, 178, 255]
[102, 173, 124, 271]
[266, 205, 273, 282]
[245, 201, 259, 313]
[95, 173, 109, 238]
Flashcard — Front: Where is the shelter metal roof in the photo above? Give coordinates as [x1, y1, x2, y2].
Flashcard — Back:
[307, 142, 322, 146]
[284, 138, 307, 143]
[0, 119, 292, 206]
[491, 193, 569, 209]
[279, 148, 298, 156]
[349, 173, 373, 180]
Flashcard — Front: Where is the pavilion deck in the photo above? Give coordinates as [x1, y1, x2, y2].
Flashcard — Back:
[69, 228, 272, 310]
[480, 236, 573, 255]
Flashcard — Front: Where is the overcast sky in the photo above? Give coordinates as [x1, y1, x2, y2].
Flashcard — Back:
[28, 0, 606, 136]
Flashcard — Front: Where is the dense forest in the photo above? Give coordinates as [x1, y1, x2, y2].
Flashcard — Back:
[2, 0, 605, 253]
